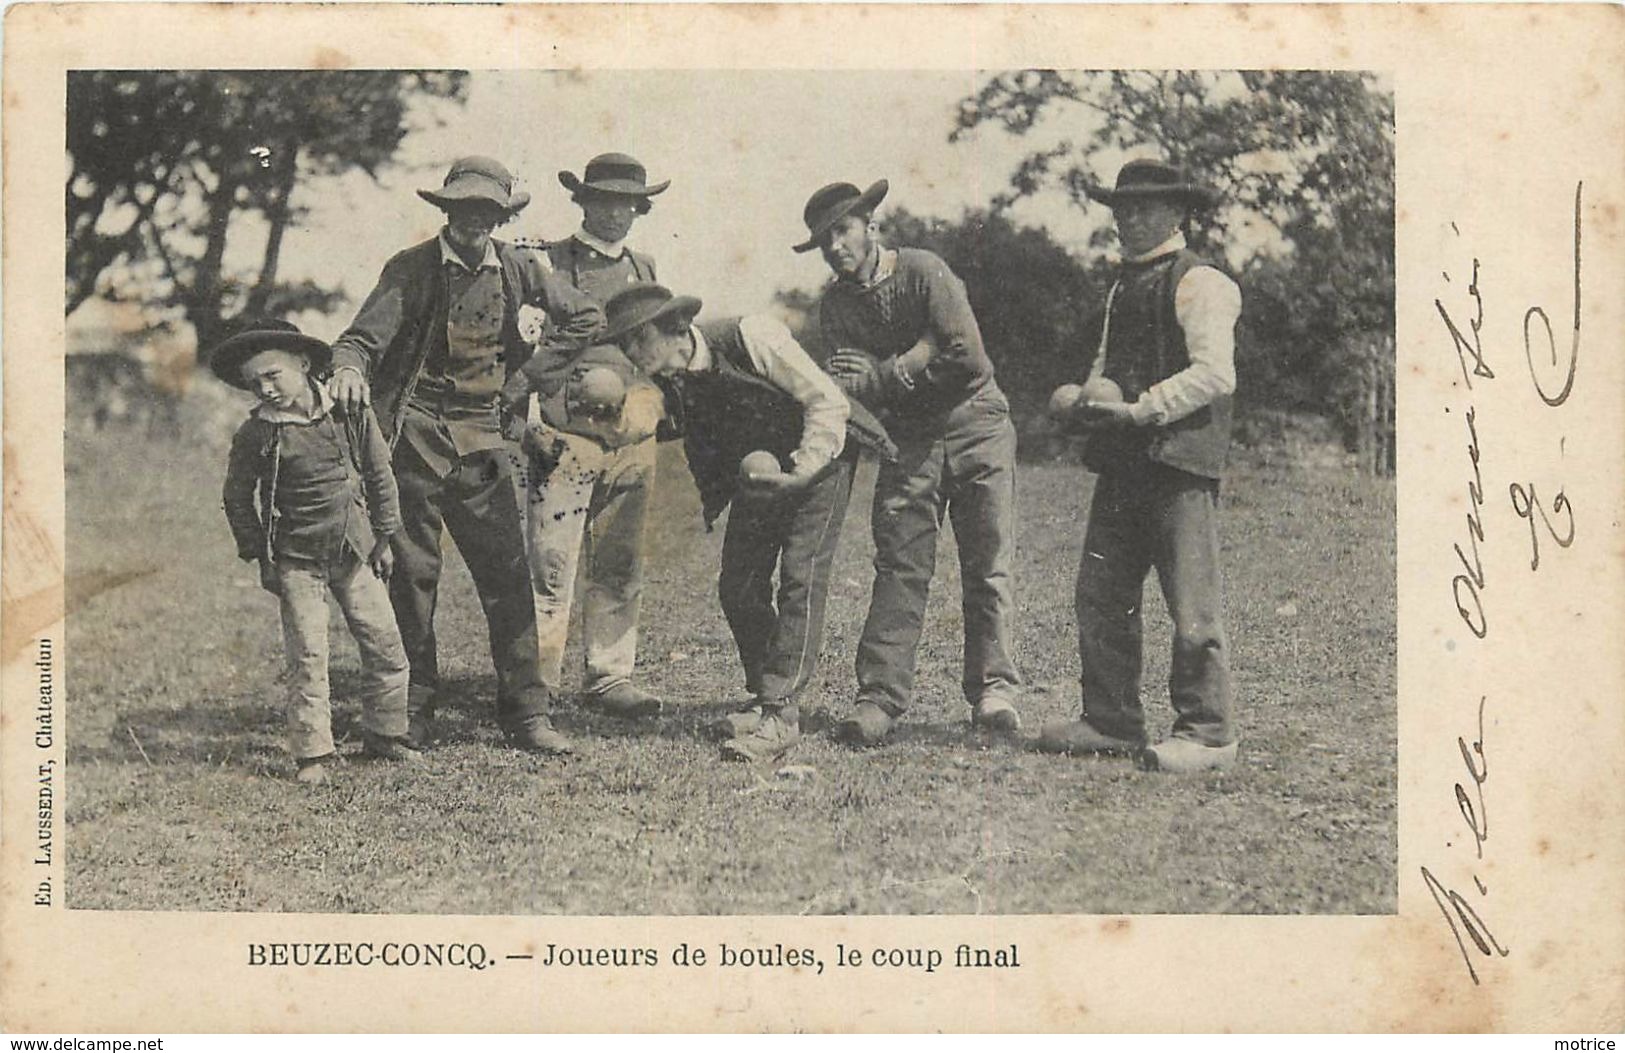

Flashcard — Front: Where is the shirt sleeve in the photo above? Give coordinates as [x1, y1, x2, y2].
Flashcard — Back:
[1129, 266, 1241, 426]
[357, 407, 401, 539]
[890, 255, 987, 398]
[737, 314, 848, 474]
[532, 268, 606, 357]
[222, 422, 267, 562]
[330, 255, 412, 378]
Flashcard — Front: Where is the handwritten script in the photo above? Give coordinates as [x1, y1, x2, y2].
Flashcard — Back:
[1424, 181, 1582, 986]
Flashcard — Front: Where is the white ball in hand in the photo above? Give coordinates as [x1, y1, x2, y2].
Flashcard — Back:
[1048, 384, 1085, 417]
[739, 450, 781, 482]
[1080, 376, 1124, 405]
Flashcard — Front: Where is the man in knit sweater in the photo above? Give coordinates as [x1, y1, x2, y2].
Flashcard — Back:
[511, 153, 669, 720]
[1039, 159, 1242, 773]
[602, 283, 895, 762]
[796, 179, 1023, 746]
[328, 156, 602, 755]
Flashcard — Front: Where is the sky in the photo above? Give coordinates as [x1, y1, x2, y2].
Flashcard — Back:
[268, 69, 1112, 334]
[72, 68, 1338, 345]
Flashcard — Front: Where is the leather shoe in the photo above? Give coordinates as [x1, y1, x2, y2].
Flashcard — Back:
[294, 754, 334, 785]
[709, 703, 763, 741]
[361, 730, 425, 764]
[971, 696, 1022, 733]
[585, 682, 663, 720]
[405, 684, 436, 749]
[504, 715, 575, 755]
[404, 713, 434, 750]
[1036, 720, 1145, 757]
[1140, 737, 1238, 773]
[720, 704, 800, 763]
[832, 701, 894, 747]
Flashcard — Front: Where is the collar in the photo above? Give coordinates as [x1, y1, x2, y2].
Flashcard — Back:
[1125, 231, 1186, 265]
[686, 324, 713, 372]
[253, 380, 333, 425]
[573, 228, 627, 260]
[439, 232, 500, 273]
[837, 246, 897, 289]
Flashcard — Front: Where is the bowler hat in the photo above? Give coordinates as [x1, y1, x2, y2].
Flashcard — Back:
[209, 318, 331, 390]
[1084, 159, 1219, 211]
[601, 283, 703, 342]
[792, 179, 889, 253]
[558, 153, 670, 198]
[417, 156, 531, 213]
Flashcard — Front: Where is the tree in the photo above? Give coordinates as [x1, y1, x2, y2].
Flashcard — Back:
[954, 71, 1395, 466]
[66, 70, 468, 346]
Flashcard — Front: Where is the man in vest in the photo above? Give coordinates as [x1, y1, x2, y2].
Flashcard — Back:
[514, 153, 668, 720]
[328, 156, 603, 755]
[604, 283, 896, 763]
[1039, 159, 1242, 773]
[797, 179, 1024, 746]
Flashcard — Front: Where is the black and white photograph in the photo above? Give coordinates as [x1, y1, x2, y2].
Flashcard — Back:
[4, 1, 1621, 1037]
[59, 66, 1396, 917]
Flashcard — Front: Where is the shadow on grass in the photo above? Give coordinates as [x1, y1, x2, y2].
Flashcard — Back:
[552, 696, 1029, 754]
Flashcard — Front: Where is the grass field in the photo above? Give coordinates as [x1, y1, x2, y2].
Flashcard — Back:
[64, 415, 1395, 915]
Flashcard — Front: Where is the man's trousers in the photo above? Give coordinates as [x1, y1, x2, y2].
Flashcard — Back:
[524, 428, 656, 697]
[854, 389, 1022, 715]
[718, 453, 856, 703]
[1074, 462, 1234, 747]
[390, 423, 548, 728]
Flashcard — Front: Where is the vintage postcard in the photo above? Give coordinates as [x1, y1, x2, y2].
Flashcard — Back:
[2, 2, 1621, 1034]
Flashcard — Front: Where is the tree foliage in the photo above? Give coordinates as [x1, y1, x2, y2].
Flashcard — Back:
[955, 71, 1395, 457]
[66, 70, 468, 345]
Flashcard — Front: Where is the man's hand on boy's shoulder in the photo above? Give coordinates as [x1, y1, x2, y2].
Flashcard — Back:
[329, 366, 371, 414]
[368, 538, 395, 582]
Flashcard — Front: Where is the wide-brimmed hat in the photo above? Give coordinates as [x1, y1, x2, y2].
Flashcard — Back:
[601, 283, 703, 342]
[558, 153, 670, 198]
[792, 179, 889, 253]
[1084, 159, 1218, 211]
[209, 318, 331, 389]
[417, 156, 531, 213]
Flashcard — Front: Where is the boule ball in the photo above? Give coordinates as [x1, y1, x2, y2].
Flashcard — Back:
[574, 366, 626, 413]
[1048, 383, 1085, 418]
[1080, 375, 1124, 406]
[739, 450, 782, 481]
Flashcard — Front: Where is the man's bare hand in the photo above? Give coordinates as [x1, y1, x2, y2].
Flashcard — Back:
[740, 465, 817, 499]
[827, 348, 885, 402]
[329, 366, 371, 414]
[368, 538, 395, 582]
[1074, 400, 1137, 429]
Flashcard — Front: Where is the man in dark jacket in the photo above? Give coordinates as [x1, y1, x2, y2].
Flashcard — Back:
[606, 283, 895, 763]
[1040, 159, 1242, 773]
[328, 156, 603, 754]
[798, 179, 1024, 747]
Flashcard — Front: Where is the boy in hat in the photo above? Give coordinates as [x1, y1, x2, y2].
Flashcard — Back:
[218, 320, 416, 785]
[602, 283, 896, 763]
[328, 156, 603, 755]
[1040, 158, 1242, 773]
[508, 152, 670, 719]
[796, 179, 1023, 746]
